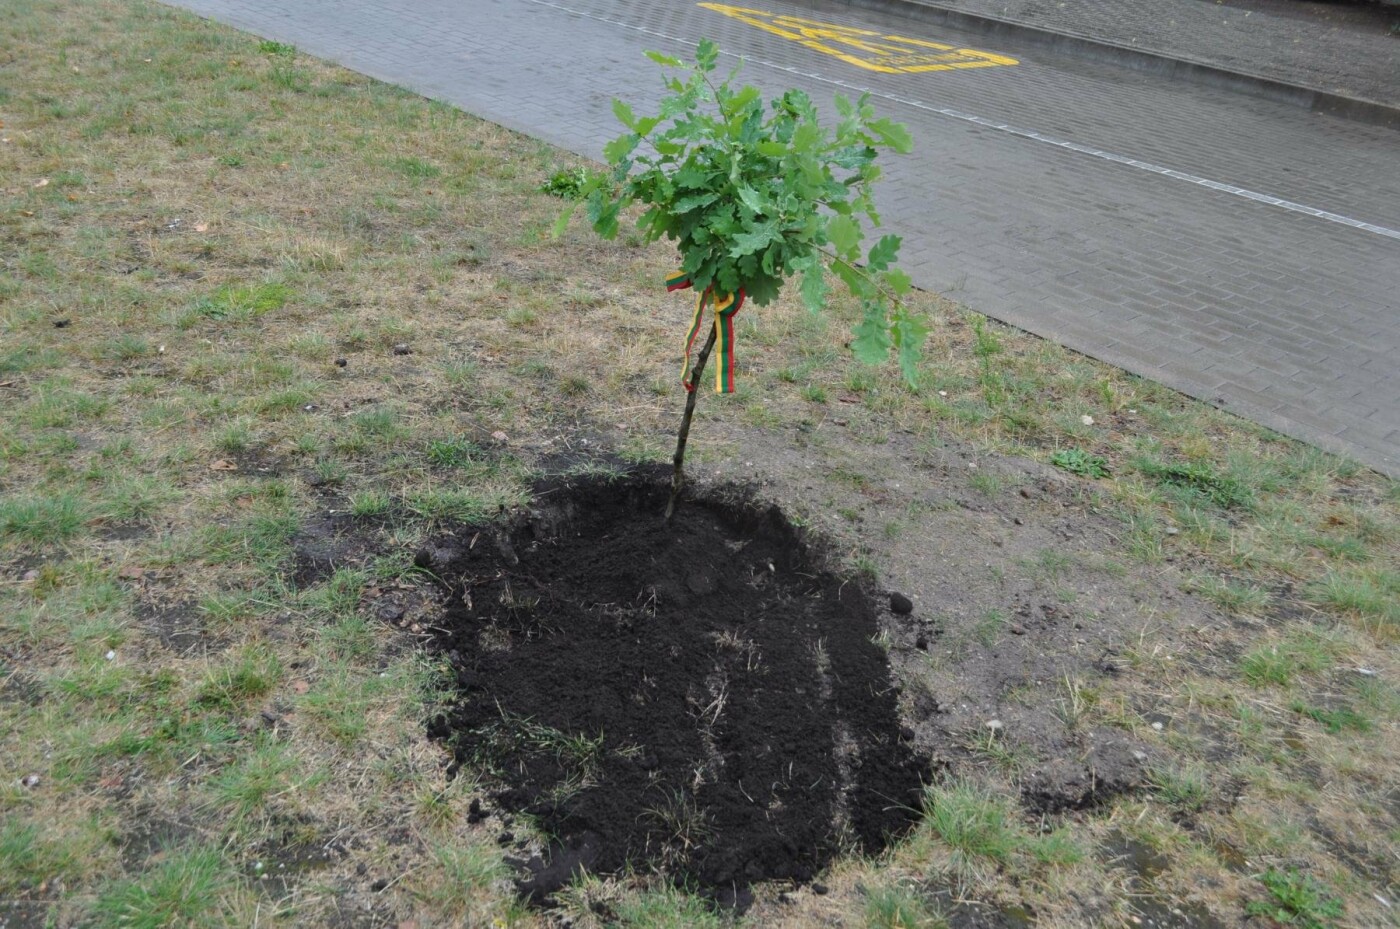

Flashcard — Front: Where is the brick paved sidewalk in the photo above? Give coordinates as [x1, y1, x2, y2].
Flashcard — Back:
[870, 0, 1399, 105]
[162, 0, 1400, 476]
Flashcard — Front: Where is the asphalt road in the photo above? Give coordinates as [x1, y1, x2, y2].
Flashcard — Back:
[166, 0, 1400, 475]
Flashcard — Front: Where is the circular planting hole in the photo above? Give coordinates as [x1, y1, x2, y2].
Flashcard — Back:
[423, 473, 924, 903]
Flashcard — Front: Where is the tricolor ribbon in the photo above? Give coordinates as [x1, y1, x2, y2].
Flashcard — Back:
[666, 270, 745, 394]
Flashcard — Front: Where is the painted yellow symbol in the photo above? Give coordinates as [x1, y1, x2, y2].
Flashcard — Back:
[699, 3, 1018, 73]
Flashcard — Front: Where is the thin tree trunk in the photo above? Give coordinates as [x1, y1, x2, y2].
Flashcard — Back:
[665, 319, 718, 523]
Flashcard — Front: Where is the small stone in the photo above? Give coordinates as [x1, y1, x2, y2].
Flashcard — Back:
[1080, 414, 1094, 426]
[1009, 624, 1025, 635]
[414, 542, 463, 573]
[392, 343, 411, 356]
[334, 357, 348, 367]
[1132, 750, 1148, 762]
[491, 430, 509, 443]
[686, 571, 717, 595]
[22, 569, 39, 582]
[1166, 526, 1179, 535]
[1151, 721, 1164, 731]
[889, 592, 913, 615]
[811, 883, 829, 896]
[105, 650, 116, 661]
[21, 774, 40, 788]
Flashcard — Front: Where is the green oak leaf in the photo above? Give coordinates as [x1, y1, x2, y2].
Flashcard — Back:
[851, 303, 893, 365]
[868, 117, 913, 154]
[645, 50, 683, 67]
[612, 99, 636, 131]
[826, 215, 861, 259]
[867, 234, 901, 271]
[603, 133, 639, 163]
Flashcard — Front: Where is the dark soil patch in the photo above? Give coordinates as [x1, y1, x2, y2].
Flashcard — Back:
[1020, 728, 1150, 813]
[291, 510, 385, 588]
[0, 666, 45, 706]
[424, 472, 925, 900]
[246, 824, 342, 898]
[0, 900, 51, 929]
[135, 601, 218, 655]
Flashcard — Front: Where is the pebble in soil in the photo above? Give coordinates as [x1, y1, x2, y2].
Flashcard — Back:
[423, 472, 925, 902]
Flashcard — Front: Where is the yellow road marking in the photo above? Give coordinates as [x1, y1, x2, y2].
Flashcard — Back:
[699, 3, 1018, 73]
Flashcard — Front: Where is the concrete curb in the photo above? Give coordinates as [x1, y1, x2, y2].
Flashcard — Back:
[826, 0, 1400, 131]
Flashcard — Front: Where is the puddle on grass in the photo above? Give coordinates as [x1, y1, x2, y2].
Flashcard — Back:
[1103, 832, 1226, 929]
[1211, 839, 1250, 873]
[939, 894, 1035, 928]
[1104, 832, 1171, 882]
[1130, 896, 1225, 929]
[247, 841, 337, 897]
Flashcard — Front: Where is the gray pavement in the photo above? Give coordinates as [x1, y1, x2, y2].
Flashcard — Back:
[871, 0, 1400, 107]
[163, 0, 1400, 476]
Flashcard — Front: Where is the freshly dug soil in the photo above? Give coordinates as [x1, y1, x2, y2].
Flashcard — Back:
[424, 472, 924, 899]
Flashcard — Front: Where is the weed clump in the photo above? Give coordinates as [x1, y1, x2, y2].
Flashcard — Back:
[1246, 868, 1344, 929]
[1135, 457, 1255, 510]
[1051, 447, 1110, 478]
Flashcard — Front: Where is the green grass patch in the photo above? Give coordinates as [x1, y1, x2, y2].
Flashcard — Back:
[183, 282, 292, 327]
[92, 843, 238, 929]
[196, 644, 282, 710]
[0, 493, 87, 543]
[921, 781, 1021, 870]
[206, 736, 308, 818]
[1185, 574, 1270, 614]
[1240, 628, 1346, 687]
[0, 819, 86, 895]
[1306, 567, 1400, 637]
[1135, 456, 1255, 510]
[865, 883, 945, 928]
[1289, 700, 1372, 735]
[1246, 868, 1344, 929]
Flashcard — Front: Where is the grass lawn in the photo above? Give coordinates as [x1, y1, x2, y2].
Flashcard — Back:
[1, 0, 1397, 926]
